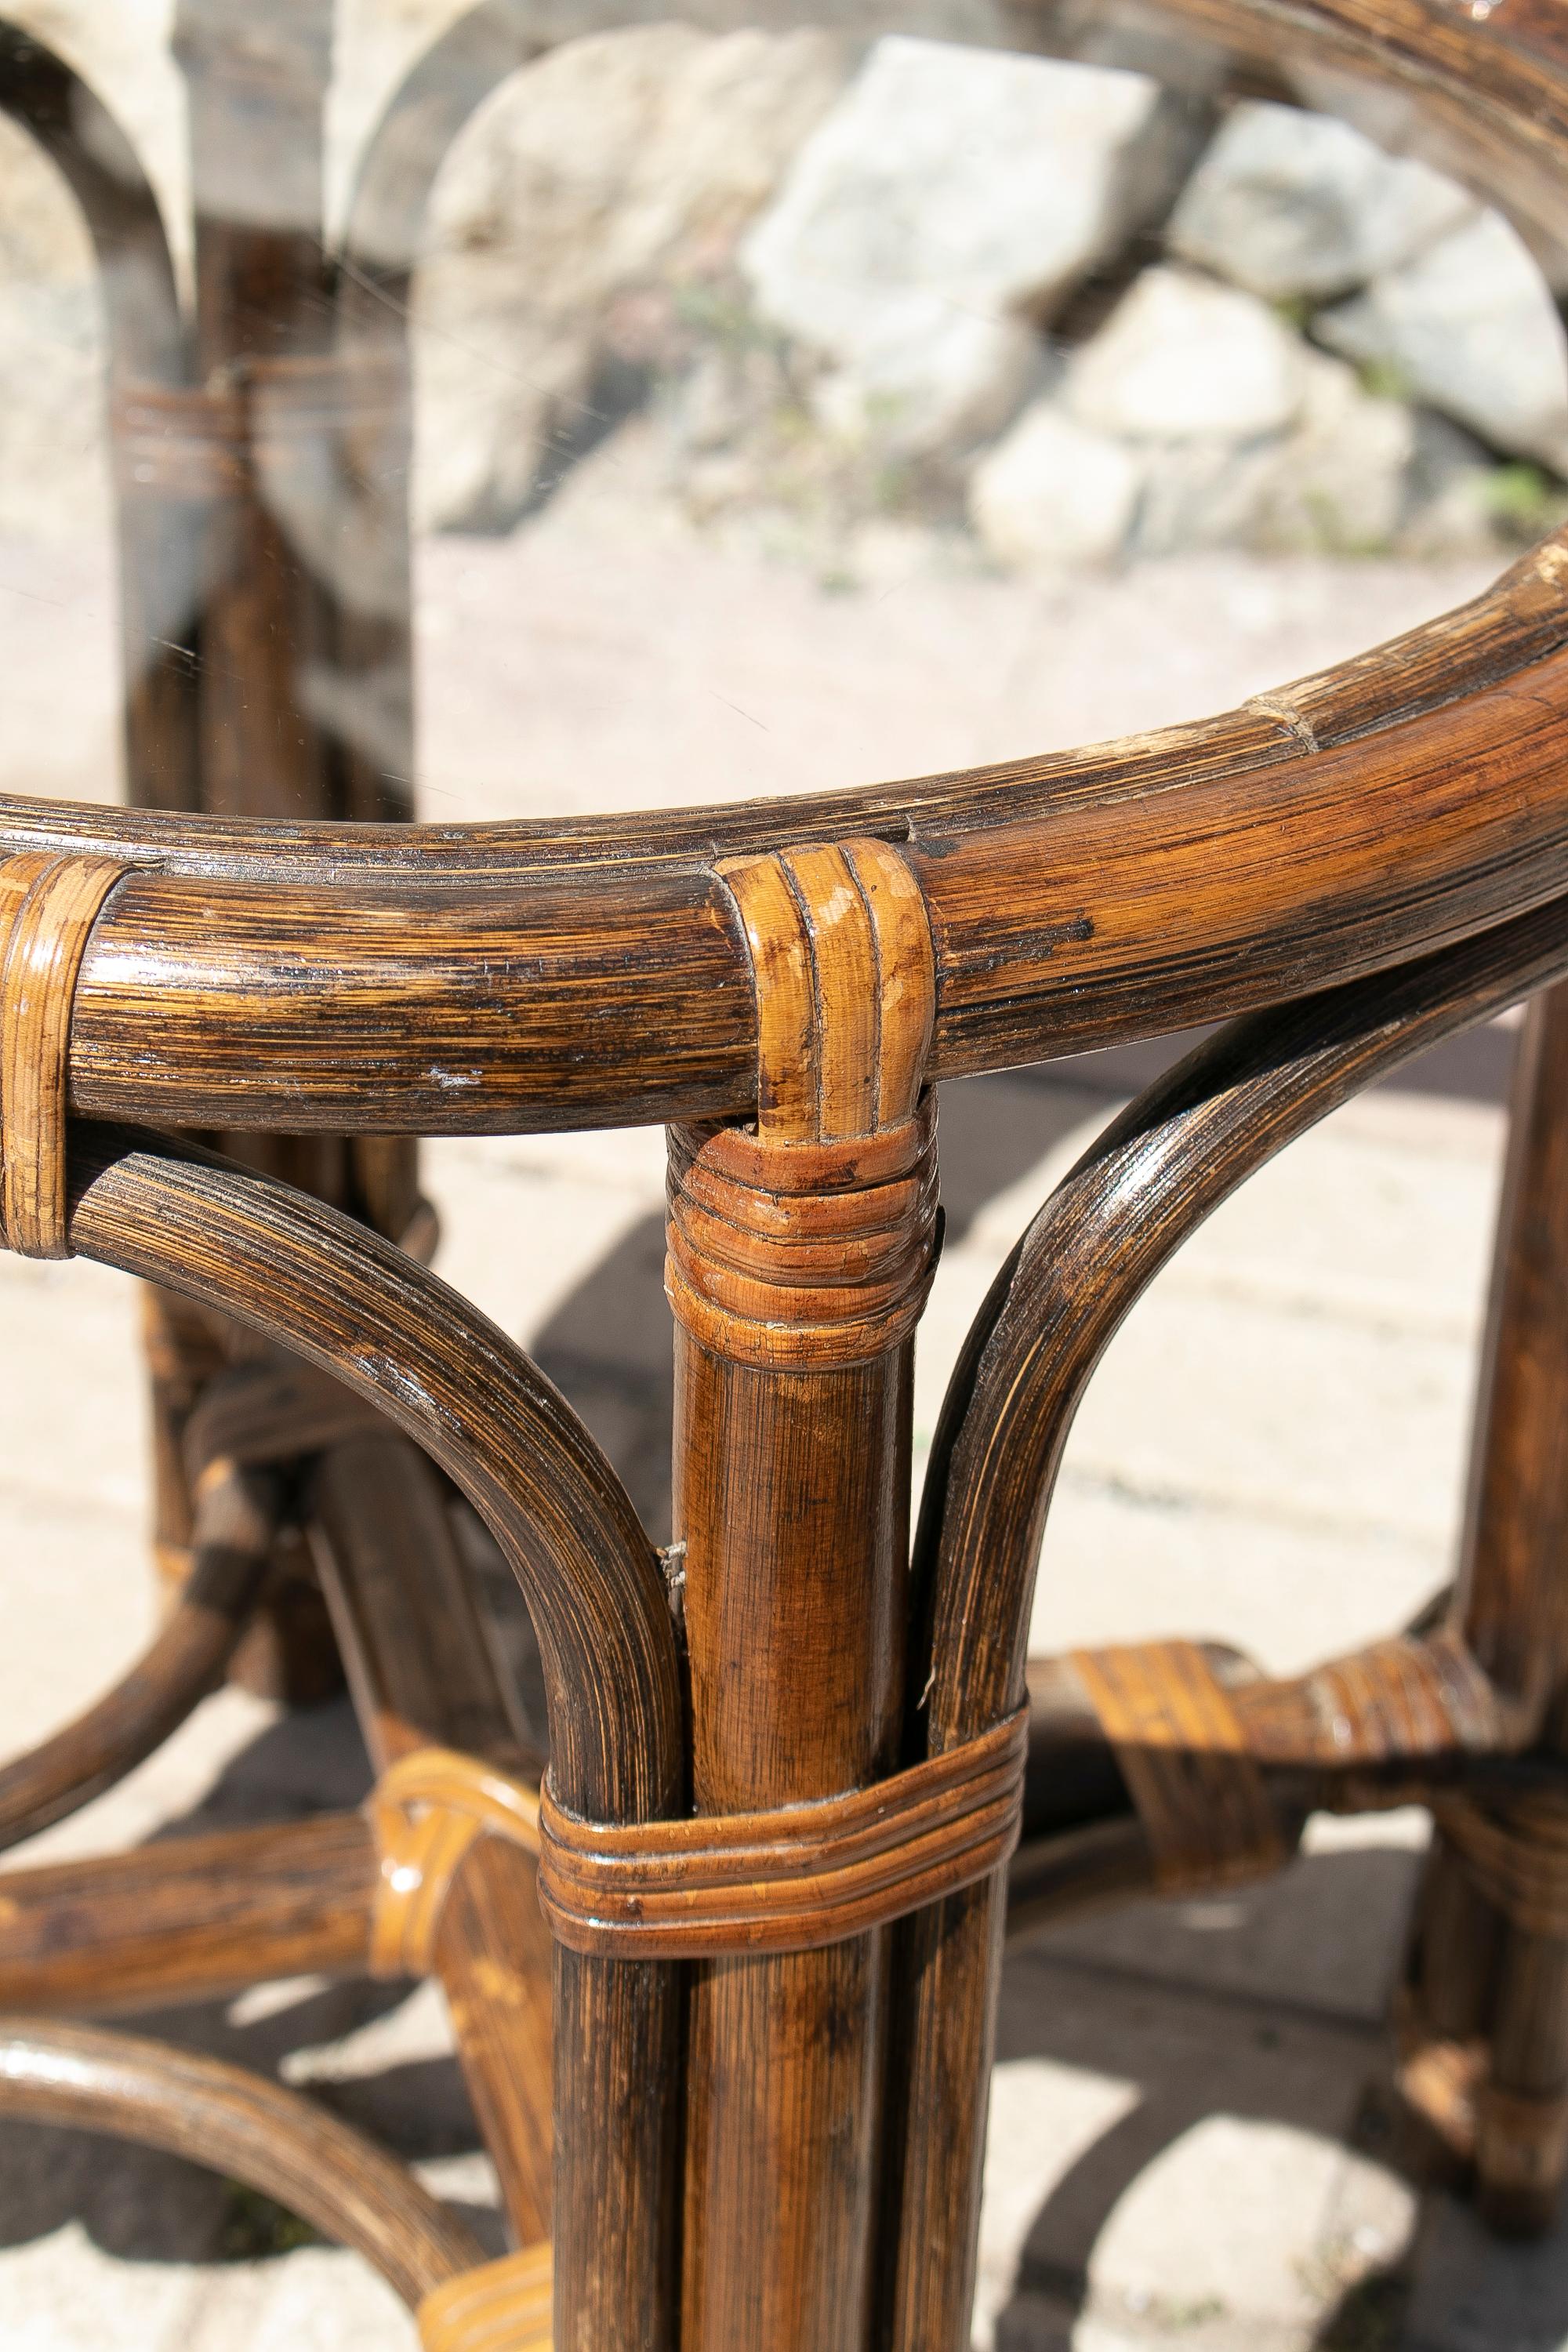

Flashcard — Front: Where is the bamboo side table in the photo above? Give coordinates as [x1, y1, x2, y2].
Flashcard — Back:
[2, 2, 1568, 2347]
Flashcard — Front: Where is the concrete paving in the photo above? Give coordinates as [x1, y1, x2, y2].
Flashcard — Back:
[0, 488, 1563, 2345]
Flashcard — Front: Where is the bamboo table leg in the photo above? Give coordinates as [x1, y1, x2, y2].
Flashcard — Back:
[1406, 980, 1568, 2227]
[669, 840, 938, 2351]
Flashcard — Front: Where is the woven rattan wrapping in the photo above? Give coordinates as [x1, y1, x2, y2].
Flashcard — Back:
[1072, 1640, 1287, 1891]
[416, 2241, 552, 2352]
[536, 1705, 1028, 1958]
[363, 1712, 1025, 1968]
[665, 1100, 940, 1370]
[367, 1747, 543, 1980]
[1434, 1791, 1568, 1936]
[0, 851, 135, 1258]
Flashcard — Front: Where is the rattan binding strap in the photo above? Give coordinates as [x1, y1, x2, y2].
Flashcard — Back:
[368, 1747, 542, 1980]
[0, 851, 136, 1260]
[537, 1704, 1029, 1958]
[1432, 1789, 1568, 1936]
[1072, 1640, 1287, 1892]
[417, 2241, 552, 2352]
[368, 1711, 1027, 1970]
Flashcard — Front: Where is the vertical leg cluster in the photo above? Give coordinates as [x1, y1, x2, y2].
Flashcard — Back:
[666, 839, 938, 2351]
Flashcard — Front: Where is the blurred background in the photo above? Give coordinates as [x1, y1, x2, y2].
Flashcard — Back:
[0, 5, 1560, 2348]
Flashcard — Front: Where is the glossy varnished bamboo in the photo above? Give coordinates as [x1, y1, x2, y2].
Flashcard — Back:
[0, 2015, 482, 2307]
[677, 1343, 914, 2347]
[9, 0, 1568, 2325]
[887, 892, 1568, 2347]
[1403, 984, 1568, 2228]
[673, 842, 935, 2352]
[0, 1813, 376, 2014]
[60, 1116, 686, 2352]
[310, 1430, 556, 2244]
[0, 537, 1550, 1139]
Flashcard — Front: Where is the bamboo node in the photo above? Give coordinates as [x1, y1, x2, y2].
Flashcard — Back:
[416, 2241, 552, 2352]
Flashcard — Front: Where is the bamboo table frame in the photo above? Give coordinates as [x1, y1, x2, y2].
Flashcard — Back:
[5, 1, 1568, 2347]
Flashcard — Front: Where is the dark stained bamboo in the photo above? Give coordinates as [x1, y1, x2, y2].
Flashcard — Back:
[1405, 984, 1568, 2231]
[0, 2015, 482, 2306]
[884, 887, 1568, 2350]
[0, 25, 181, 378]
[678, 1342, 913, 2350]
[12, 0, 1568, 2324]
[673, 842, 936, 2352]
[175, 0, 339, 826]
[0, 539, 1556, 1136]
[61, 1117, 685, 2352]
[311, 1433, 539, 1777]
[310, 1429, 555, 2244]
[169, 0, 423, 1680]
[0, 1813, 376, 2014]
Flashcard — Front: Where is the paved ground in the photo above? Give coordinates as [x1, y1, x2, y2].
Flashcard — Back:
[0, 480, 1563, 2347]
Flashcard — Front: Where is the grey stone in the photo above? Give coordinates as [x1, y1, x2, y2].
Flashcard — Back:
[415, 25, 847, 528]
[1063, 266, 1306, 443]
[804, 303, 1040, 458]
[1252, 348, 1415, 552]
[1316, 208, 1568, 474]
[1129, 434, 1283, 555]
[1168, 100, 1475, 302]
[1399, 412, 1512, 558]
[979, 338, 1415, 565]
[742, 38, 1201, 457]
[968, 403, 1142, 568]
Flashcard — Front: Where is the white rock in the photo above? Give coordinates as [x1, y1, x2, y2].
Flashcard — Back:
[1129, 436, 1283, 556]
[968, 404, 1142, 568]
[1254, 348, 1415, 550]
[1316, 208, 1568, 474]
[1399, 412, 1515, 556]
[416, 25, 847, 528]
[1064, 265, 1305, 441]
[1168, 100, 1475, 301]
[742, 37, 1200, 456]
[0, 111, 107, 542]
[808, 305, 1040, 456]
[1124, 348, 1414, 557]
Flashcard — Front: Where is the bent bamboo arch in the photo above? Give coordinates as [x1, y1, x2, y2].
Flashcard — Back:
[884, 877, 1568, 2352]
[55, 1116, 684, 2344]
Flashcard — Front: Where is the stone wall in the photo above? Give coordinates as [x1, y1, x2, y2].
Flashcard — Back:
[0, 7, 1562, 566]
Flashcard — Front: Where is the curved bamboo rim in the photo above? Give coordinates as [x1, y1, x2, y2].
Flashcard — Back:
[9, 529, 1568, 1137]
[0, 0, 1566, 1137]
